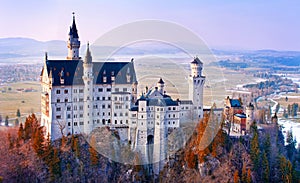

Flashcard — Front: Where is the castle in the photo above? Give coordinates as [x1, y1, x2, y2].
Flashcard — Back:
[40, 15, 205, 174]
[223, 96, 254, 135]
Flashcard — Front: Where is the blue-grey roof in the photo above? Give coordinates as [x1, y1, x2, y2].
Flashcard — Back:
[191, 57, 203, 64]
[179, 100, 193, 105]
[42, 60, 137, 86]
[130, 106, 138, 111]
[135, 96, 178, 107]
[234, 113, 246, 118]
[70, 16, 79, 38]
[230, 99, 241, 107]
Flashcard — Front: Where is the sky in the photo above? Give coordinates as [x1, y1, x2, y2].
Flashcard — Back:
[0, 0, 299, 51]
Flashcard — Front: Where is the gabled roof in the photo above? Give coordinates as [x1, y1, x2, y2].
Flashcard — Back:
[42, 60, 137, 86]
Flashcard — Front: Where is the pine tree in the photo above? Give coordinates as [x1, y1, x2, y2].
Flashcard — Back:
[250, 123, 260, 171]
[279, 155, 293, 182]
[262, 151, 270, 183]
[246, 169, 252, 183]
[17, 123, 24, 141]
[74, 137, 80, 158]
[7, 133, 14, 149]
[286, 130, 296, 160]
[5, 116, 9, 126]
[233, 170, 240, 183]
[263, 134, 271, 161]
[32, 126, 45, 157]
[241, 163, 247, 183]
[24, 117, 32, 140]
[50, 148, 61, 180]
[16, 109, 21, 118]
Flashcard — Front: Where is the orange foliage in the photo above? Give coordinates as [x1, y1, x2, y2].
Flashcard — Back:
[184, 111, 226, 168]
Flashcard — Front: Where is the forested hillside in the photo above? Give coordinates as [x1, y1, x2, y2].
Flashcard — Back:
[0, 113, 299, 182]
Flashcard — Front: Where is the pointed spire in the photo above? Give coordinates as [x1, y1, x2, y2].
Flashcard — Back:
[84, 42, 92, 64]
[158, 78, 164, 84]
[71, 12, 79, 38]
[45, 52, 48, 61]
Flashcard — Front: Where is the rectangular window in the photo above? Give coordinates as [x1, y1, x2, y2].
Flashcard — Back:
[64, 89, 68, 94]
[97, 97, 100, 101]
[56, 99, 60, 103]
[102, 104, 105, 109]
[102, 97, 105, 100]
[106, 88, 111, 92]
[108, 104, 111, 109]
[108, 97, 111, 100]
[79, 98, 84, 102]
[80, 122, 84, 125]
[56, 107, 61, 111]
[74, 89, 77, 93]
[56, 115, 61, 119]
[79, 106, 83, 110]
[115, 88, 119, 92]
[74, 122, 78, 126]
[98, 88, 103, 92]
[67, 114, 71, 119]
[79, 89, 84, 93]
[123, 88, 127, 92]
[56, 90, 60, 94]
[79, 114, 83, 118]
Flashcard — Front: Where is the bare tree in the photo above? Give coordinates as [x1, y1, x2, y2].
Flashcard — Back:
[55, 120, 66, 138]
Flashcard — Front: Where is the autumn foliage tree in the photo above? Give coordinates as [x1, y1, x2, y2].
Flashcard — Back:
[184, 111, 226, 169]
[89, 135, 99, 166]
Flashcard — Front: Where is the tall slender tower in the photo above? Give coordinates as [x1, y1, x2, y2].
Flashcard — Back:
[246, 103, 254, 131]
[82, 43, 94, 134]
[67, 13, 81, 60]
[153, 106, 167, 176]
[189, 57, 205, 119]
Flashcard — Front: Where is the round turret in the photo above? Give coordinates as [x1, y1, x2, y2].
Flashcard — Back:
[157, 78, 165, 94]
[190, 57, 203, 77]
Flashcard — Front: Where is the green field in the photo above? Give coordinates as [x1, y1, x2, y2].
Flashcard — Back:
[0, 82, 41, 121]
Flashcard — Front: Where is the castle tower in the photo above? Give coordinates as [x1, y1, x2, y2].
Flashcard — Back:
[157, 78, 165, 94]
[82, 43, 94, 135]
[131, 81, 138, 104]
[67, 13, 81, 60]
[246, 103, 254, 131]
[153, 106, 167, 176]
[189, 57, 205, 119]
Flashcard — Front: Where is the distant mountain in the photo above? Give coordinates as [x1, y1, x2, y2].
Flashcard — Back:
[0, 38, 67, 58]
[1, 37, 300, 63]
